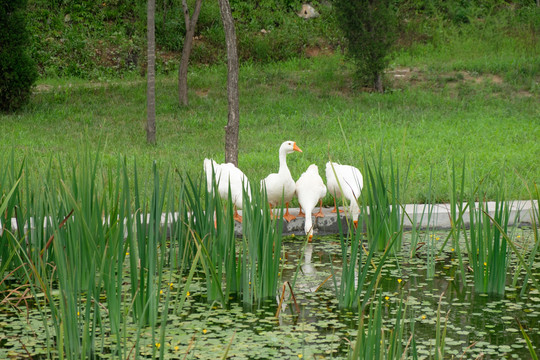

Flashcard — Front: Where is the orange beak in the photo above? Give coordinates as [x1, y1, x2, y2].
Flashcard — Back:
[293, 143, 302, 153]
[308, 234, 313, 243]
[353, 220, 358, 229]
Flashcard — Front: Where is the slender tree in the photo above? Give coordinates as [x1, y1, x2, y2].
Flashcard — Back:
[178, 0, 203, 106]
[218, 0, 240, 165]
[147, 0, 156, 144]
[334, 0, 397, 93]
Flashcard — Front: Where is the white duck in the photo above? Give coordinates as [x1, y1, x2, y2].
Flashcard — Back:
[295, 164, 327, 241]
[325, 161, 363, 227]
[204, 158, 251, 222]
[261, 141, 302, 222]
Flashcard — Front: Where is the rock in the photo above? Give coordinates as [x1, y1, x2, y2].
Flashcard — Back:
[297, 4, 319, 19]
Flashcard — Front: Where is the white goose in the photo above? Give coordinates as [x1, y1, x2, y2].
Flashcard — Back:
[261, 141, 302, 222]
[204, 158, 251, 222]
[325, 161, 363, 227]
[295, 164, 327, 241]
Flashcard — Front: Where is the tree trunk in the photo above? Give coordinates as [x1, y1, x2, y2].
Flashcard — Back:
[218, 0, 240, 166]
[178, 0, 203, 106]
[374, 72, 383, 93]
[146, 0, 156, 144]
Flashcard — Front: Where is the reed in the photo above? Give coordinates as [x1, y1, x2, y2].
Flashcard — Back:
[184, 172, 230, 305]
[349, 291, 409, 359]
[0, 152, 26, 286]
[241, 188, 284, 306]
[405, 168, 436, 278]
[466, 187, 512, 295]
[446, 159, 469, 285]
[360, 151, 406, 254]
[332, 211, 395, 310]
[518, 320, 539, 360]
[190, 169, 284, 307]
[514, 182, 539, 297]
[3, 153, 200, 359]
[433, 292, 449, 360]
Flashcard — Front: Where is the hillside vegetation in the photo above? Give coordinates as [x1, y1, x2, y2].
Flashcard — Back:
[26, 1, 539, 85]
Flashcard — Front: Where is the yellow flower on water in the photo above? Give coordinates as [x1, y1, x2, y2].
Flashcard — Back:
[174, 345, 179, 351]
[436, 237, 440, 241]
[160, 290, 163, 295]
[451, 248, 455, 252]
[484, 262, 487, 266]
[155, 343, 161, 349]
[126, 252, 129, 256]
[385, 296, 390, 301]
[169, 282, 174, 289]
[186, 291, 190, 297]
[77, 311, 80, 316]
[298, 355, 303, 359]
[203, 329, 207, 334]
[398, 279, 402, 284]
[421, 315, 426, 320]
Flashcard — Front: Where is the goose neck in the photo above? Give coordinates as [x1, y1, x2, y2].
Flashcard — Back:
[278, 149, 290, 175]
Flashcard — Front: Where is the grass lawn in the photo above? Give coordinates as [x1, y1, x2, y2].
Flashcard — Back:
[1, 53, 538, 205]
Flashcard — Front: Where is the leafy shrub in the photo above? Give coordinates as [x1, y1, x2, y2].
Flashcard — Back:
[0, 0, 38, 111]
[334, 0, 398, 91]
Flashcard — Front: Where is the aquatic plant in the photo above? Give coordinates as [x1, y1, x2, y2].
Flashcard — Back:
[1, 153, 201, 359]
[0, 153, 25, 287]
[434, 292, 449, 360]
[191, 171, 284, 307]
[467, 191, 512, 295]
[447, 159, 468, 285]
[361, 151, 406, 254]
[514, 181, 540, 297]
[332, 210, 395, 310]
[183, 173, 228, 305]
[241, 186, 284, 306]
[518, 319, 539, 360]
[406, 168, 437, 278]
[349, 291, 409, 359]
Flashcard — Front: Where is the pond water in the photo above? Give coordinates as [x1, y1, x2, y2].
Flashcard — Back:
[0, 230, 538, 359]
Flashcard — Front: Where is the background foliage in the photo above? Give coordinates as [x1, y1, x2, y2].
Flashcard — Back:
[0, 0, 38, 111]
[24, 0, 540, 80]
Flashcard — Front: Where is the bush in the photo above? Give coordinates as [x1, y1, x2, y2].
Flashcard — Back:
[334, 0, 397, 92]
[0, 0, 38, 112]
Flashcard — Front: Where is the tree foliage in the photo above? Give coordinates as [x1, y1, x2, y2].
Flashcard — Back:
[334, 0, 397, 92]
[0, 0, 38, 112]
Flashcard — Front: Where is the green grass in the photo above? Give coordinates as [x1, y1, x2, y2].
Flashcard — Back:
[1, 51, 538, 205]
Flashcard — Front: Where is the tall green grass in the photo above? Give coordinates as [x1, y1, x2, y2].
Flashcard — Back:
[241, 188, 285, 306]
[184, 169, 285, 308]
[332, 212, 395, 310]
[0, 152, 205, 359]
[349, 291, 410, 359]
[447, 159, 469, 285]
[361, 151, 406, 254]
[466, 192, 512, 296]
[516, 183, 539, 297]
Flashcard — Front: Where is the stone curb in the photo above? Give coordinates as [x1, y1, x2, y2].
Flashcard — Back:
[234, 200, 538, 237]
[1, 201, 537, 238]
